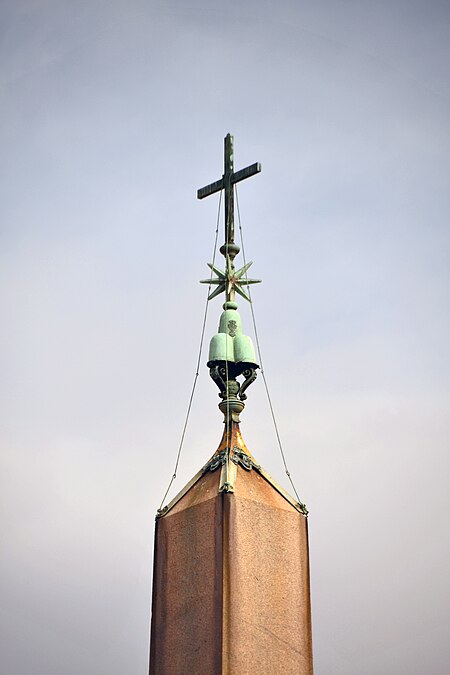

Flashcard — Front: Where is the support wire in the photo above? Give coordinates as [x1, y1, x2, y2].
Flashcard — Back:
[235, 186, 305, 507]
[158, 191, 222, 510]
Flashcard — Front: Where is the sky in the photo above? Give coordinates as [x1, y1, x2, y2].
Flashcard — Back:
[1, 1, 449, 673]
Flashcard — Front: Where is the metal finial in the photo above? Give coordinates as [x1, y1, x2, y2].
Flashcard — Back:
[198, 135, 262, 419]
[197, 134, 262, 305]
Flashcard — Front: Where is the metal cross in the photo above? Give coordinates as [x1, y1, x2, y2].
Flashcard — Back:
[197, 133, 261, 247]
[198, 134, 262, 304]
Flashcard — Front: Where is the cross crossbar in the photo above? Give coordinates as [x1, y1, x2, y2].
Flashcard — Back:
[197, 178, 223, 200]
[231, 162, 261, 186]
[197, 134, 261, 306]
[197, 134, 261, 253]
[197, 161, 261, 200]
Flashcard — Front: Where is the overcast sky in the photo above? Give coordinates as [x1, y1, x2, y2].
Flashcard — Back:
[1, 1, 449, 674]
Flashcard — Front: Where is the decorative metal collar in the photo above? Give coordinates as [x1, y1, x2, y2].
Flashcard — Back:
[203, 446, 260, 473]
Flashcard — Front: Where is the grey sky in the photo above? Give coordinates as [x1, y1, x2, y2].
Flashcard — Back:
[1, 1, 449, 673]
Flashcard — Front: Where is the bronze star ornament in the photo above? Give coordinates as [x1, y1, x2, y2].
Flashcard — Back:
[200, 257, 261, 303]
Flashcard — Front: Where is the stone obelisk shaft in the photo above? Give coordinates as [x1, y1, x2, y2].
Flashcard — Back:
[149, 430, 313, 674]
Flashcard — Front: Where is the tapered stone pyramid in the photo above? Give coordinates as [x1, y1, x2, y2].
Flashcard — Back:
[149, 421, 313, 675]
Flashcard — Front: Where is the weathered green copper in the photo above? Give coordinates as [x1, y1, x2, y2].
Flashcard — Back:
[208, 309, 257, 366]
[218, 308, 242, 336]
[234, 335, 257, 364]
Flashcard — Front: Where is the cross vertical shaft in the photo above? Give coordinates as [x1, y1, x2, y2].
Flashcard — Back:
[197, 134, 262, 305]
[224, 133, 235, 247]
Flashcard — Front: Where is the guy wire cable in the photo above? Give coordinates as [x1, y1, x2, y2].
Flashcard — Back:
[158, 191, 222, 511]
[235, 186, 307, 509]
[225, 221, 230, 454]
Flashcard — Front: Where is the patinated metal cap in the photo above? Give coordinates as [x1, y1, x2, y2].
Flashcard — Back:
[208, 308, 258, 368]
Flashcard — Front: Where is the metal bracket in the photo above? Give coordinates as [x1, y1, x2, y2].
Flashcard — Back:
[297, 502, 309, 516]
[209, 365, 227, 396]
[239, 367, 257, 400]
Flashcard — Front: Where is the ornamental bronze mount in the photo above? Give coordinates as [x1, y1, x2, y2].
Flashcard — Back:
[156, 422, 308, 519]
[199, 133, 261, 424]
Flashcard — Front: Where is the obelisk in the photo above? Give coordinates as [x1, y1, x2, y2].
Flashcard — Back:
[149, 135, 313, 674]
